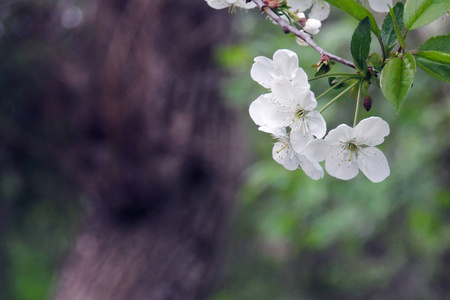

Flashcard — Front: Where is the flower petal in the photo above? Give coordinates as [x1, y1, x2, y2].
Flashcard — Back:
[300, 90, 317, 110]
[273, 142, 299, 171]
[251, 56, 276, 89]
[287, 0, 314, 13]
[306, 110, 326, 138]
[325, 124, 354, 144]
[290, 127, 314, 153]
[260, 126, 288, 138]
[291, 67, 310, 87]
[354, 116, 390, 146]
[273, 77, 314, 113]
[237, 0, 257, 9]
[357, 147, 390, 183]
[273, 49, 299, 80]
[298, 154, 324, 180]
[205, 0, 230, 9]
[368, 0, 392, 12]
[309, 0, 330, 21]
[325, 148, 359, 180]
[303, 138, 330, 162]
[249, 94, 291, 128]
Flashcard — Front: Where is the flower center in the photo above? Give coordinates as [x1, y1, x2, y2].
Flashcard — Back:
[343, 141, 359, 161]
[293, 109, 305, 120]
[346, 142, 358, 152]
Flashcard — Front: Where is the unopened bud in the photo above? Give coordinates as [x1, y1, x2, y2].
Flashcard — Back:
[364, 96, 372, 111]
[296, 12, 306, 19]
[313, 54, 334, 75]
[303, 18, 321, 35]
[264, 0, 279, 9]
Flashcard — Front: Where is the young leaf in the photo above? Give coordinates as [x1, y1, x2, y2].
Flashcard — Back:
[416, 51, 450, 82]
[404, 0, 450, 30]
[418, 34, 450, 52]
[325, 0, 380, 37]
[351, 17, 372, 75]
[417, 51, 450, 64]
[388, 6, 405, 50]
[381, 53, 416, 114]
[381, 2, 404, 51]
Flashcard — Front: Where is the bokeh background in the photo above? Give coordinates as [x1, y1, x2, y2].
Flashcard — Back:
[1, 0, 450, 299]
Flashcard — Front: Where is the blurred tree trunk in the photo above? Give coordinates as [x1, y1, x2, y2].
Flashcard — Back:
[50, 0, 244, 299]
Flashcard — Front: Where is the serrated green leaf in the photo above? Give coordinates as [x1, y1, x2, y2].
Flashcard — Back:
[417, 51, 450, 64]
[326, 0, 380, 37]
[404, 0, 450, 30]
[389, 6, 405, 50]
[416, 50, 450, 82]
[351, 17, 372, 75]
[381, 53, 416, 114]
[381, 2, 404, 50]
[418, 34, 450, 52]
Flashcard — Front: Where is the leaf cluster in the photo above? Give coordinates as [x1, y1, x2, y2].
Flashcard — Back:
[325, 0, 450, 114]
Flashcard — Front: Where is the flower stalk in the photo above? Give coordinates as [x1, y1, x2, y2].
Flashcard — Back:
[319, 80, 359, 113]
[353, 80, 362, 127]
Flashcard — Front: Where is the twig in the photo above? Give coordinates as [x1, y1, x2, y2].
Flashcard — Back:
[251, 0, 356, 69]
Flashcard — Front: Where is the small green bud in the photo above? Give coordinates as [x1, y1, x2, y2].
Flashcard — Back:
[368, 52, 383, 68]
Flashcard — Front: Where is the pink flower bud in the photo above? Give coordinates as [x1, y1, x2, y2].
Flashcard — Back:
[364, 96, 372, 111]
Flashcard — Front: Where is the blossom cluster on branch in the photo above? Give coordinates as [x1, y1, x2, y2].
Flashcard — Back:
[249, 50, 390, 182]
[205, 0, 450, 182]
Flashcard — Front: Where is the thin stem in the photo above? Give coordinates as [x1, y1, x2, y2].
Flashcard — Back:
[309, 73, 359, 81]
[353, 80, 362, 127]
[251, 0, 356, 69]
[379, 36, 387, 61]
[319, 81, 359, 113]
[282, 8, 301, 22]
[316, 84, 339, 101]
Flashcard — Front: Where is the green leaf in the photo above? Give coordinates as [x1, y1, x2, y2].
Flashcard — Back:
[381, 2, 404, 51]
[351, 17, 372, 75]
[417, 51, 450, 64]
[389, 5, 405, 50]
[404, 0, 450, 30]
[381, 53, 416, 114]
[418, 34, 450, 52]
[416, 50, 450, 82]
[326, 0, 380, 37]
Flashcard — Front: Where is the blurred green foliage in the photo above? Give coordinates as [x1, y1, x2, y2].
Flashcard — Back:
[213, 7, 450, 300]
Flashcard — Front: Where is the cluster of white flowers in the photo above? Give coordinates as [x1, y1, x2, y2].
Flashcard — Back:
[205, 0, 391, 14]
[205, 0, 326, 35]
[249, 50, 391, 182]
[249, 49, 326, 180]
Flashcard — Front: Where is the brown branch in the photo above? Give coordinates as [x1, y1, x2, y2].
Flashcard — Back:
[251, 0, 356, 69]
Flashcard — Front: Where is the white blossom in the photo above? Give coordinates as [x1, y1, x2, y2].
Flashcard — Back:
[205, 0, 256, 10]
[304, 117, 390, 182]
[250, 49, 309, 89]
[296, 12, 306, 19]
[288, 0, 330, 21]
[267, 127, 324, 179]
[303, 18, 322, 35]
[249, 77, 326, 153]
[365, 0, 392, 13]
